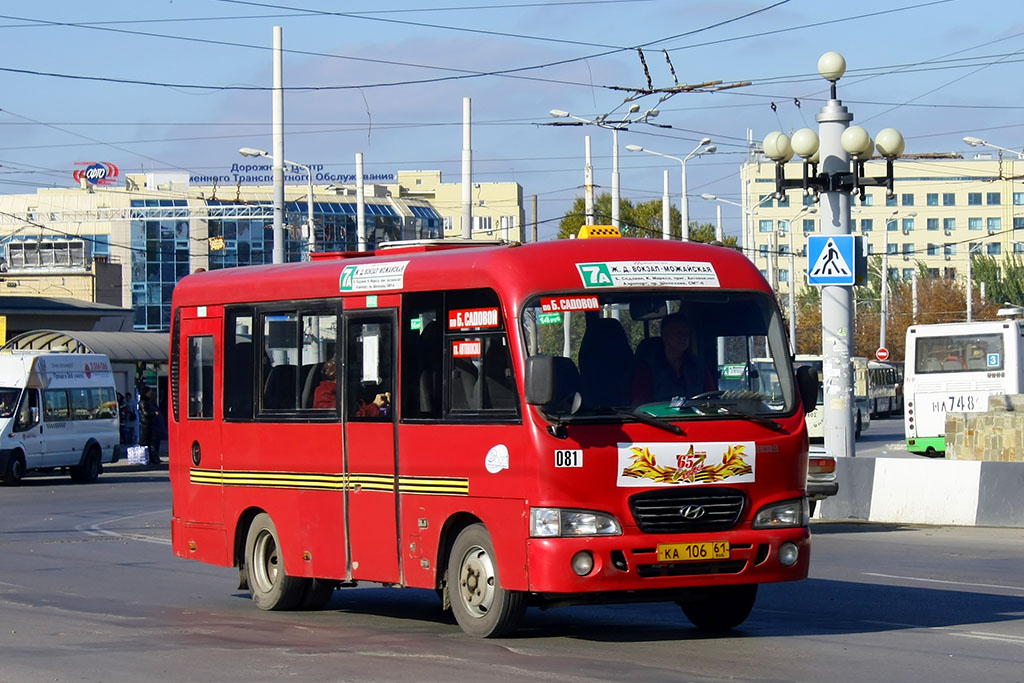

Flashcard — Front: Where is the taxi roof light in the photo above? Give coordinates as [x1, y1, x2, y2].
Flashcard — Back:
[577, 224, 621, 239]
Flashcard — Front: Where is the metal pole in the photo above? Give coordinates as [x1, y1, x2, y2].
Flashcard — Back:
[531, 194, 538, 242]
[462, 97, 472, 239]
[272, 26, 285, 264]
[912, 269, 919, 324]
[611, 129, 620, 230]
[356, 152, 366, 251]
[881, 222, 888, 350]
[305, 167, 315, 257]
[584, 136, 594, 226]
[967, 244, 973, 322]
[789, 229, 796, 354]
[715, 204, 723, 243]
[680, 158, 690, 241]
[662, 170, 670, 240]
[818, 90, 856, 459]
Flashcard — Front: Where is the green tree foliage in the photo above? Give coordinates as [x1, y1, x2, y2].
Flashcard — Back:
[557, 192, 737, 246]
[972, 254, 1024, 307]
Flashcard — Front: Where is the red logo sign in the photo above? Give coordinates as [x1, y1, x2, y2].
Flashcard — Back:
[73, 162, 119, 186]
[876, 347, 889, 361]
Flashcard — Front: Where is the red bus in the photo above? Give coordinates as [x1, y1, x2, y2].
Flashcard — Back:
[169, 237, 818, 637]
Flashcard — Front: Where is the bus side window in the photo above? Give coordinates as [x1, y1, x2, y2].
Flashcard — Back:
[188, 336, 215, 419]
[224, 311, 254, 420]
[401, 292, 443, 420]
[347, 319, 394, 422]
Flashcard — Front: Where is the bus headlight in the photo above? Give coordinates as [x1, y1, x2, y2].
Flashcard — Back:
[752, 498, 808, 529]
[530, 508, 622, 537]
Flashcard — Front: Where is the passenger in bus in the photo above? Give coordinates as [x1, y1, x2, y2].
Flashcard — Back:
[632, 312, 714, 404]
[312, 359, 337, 409]
[356, 390, 391, 417]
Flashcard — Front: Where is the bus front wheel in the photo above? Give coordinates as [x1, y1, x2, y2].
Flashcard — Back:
[679, 584, 757, 632]
[447, 524, 526, 638]
[244, 513, 308, 611]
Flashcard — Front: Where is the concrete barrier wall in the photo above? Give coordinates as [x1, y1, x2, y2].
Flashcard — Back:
[817, 457, 1024, 528]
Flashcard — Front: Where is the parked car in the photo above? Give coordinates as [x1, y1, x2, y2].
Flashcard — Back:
[807, 446, 838, 516]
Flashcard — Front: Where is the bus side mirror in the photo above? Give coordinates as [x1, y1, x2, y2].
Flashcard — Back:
[796, 365, 819, 415]
[525, 355, 582, 416]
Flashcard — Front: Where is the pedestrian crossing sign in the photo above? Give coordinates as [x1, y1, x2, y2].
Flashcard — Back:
[807, 234, 856, 286]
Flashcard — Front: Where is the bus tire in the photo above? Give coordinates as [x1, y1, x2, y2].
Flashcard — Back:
[447, 523, 526, 638]
[298, 579, 335, 610]
[244, 513, 308, 611]
[679, 584, 757, 632]
[2, 452, 26, 486]
[70, 446, 101, 484]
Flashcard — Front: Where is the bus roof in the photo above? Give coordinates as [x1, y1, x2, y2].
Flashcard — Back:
[172, 238, 769, 308]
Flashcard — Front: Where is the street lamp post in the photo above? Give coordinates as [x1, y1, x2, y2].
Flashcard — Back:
[240, 147, 316, 259]
[963, 136, 1024, 159]
[782, 207, 816, 354]
[550, 106, 660, 232]
[761, 51, 905, 460]
[881, 210, 916, 351]
[626, 139, 716, 240]
[700, 193, 773, 261]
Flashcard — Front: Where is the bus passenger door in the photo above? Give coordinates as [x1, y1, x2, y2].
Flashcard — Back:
[343, 311, 400, 583]
[177, 313, 223, 525]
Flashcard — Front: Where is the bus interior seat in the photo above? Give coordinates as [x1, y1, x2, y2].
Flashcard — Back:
[942, 359, 964, 371]
[263, 363, 297, 409]
[417, 321, 442, 415]
[482, 341, 516, 410]
[451, 358, 480, 411]
[578, 316, 633, 408]
[300, 363, 322, 409]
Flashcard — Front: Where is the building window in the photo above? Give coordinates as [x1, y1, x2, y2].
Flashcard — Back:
[927, 268, 939, 278]
[902, 218, 915, 232]
[987, 243, 1002, 255]
[777, 220, 790, 233]
[927, 243, 938, 256]
[987, 192, 1001, 205]
[887, 219, 898, 231]
[803, 218, 815, 233]
[902, 268, 914, 280]
[927, 217, 939, 231]
[779, 269, 789, 283]
[944, 217, 956, 233]
[1014, 242, 1024, 254]
[969, 217, 983, 231]
[91, 234, 110, 256]
[885, 195, 898, 207]
[759, 194, 772, 208]
[860, 218, 873, 232]
[777, 195, 790, 208]
[887, 243, 898, 255]
[759, 244, 768, 256]
[759, 219, 773, 233]
[1014, 192, 1024, 206]
[1015, 217, 1024, 231]
[901, 193, 914, 206]
[802, 195, 814, 207]
[926, 193, 939, 206]
[944, 243, 957, 256]
[867, 243, 875, 255]
[861, 195, 874, 207]
[988, 216, 1002, 232]
[968, 192, 982, 206]
[903, 243, 915, 256]
[943, 193, 956, 206]
[887, 267, 899, 281]
[944, 267, 957, 279]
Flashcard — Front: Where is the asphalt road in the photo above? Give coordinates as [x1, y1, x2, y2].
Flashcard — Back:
[1, 466, 1022, 683]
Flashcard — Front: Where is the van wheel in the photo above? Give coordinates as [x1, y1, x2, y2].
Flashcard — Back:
[2, 452, 26, 486]
[679, 584, 757, 631]
[70, 447, 101, 483]
[244, 513, 308, 610]
[447, 523, 526, 638]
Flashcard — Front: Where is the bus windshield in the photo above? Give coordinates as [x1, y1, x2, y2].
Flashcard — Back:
[521, 290, 796, 419]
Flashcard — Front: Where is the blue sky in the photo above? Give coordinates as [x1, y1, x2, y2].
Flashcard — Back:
[1, 0, 1022, 239]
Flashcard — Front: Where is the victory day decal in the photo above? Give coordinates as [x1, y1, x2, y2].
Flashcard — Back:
[617, 441, 755, 487]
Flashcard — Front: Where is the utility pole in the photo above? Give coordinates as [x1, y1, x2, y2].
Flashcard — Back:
[272, 26, 284, 264]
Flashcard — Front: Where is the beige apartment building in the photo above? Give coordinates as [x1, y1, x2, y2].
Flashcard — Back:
[0, 170, 523, 331]
[740, 154, 1024, 298]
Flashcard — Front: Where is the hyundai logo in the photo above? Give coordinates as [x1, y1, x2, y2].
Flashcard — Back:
[680, 504, 707, 520]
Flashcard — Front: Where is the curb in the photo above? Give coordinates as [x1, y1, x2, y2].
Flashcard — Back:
[819, 457, 1024, 527]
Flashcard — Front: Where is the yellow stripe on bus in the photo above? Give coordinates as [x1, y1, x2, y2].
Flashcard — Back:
[189, 469, 468, 495]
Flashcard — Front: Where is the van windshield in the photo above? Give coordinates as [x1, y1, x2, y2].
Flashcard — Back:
[521, 290, 796, 418]
[0, 387, 22, 418]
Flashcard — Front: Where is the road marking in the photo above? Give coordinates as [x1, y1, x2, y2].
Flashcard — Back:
[947, 631, 1024, 646]
[76, 510, 172, 546]
[863, 572, 1024, 594]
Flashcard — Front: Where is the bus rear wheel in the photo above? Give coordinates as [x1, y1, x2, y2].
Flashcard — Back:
[447, 524, 526, 638]
[679, 584, 757, 632]
[244, 513, 308, 611]
[2, 452, 26, 486]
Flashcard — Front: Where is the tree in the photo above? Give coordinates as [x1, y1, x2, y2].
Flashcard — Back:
[557, 192, 737, 246]
[972, 254, 1024, 308]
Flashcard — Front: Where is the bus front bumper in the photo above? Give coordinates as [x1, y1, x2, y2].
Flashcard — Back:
[526, 526, 810, 596]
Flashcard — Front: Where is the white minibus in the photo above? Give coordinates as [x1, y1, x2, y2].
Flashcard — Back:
[0, 352, 120, 485]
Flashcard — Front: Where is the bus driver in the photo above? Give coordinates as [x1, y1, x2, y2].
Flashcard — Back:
[632, 312, 714, 404]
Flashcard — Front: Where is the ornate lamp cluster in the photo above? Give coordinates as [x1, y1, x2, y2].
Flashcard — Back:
[761, 52, 906, 202]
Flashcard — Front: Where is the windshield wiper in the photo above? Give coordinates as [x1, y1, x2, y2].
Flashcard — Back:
[685, 401, 785, 433]
[613, 408, 684, 435]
